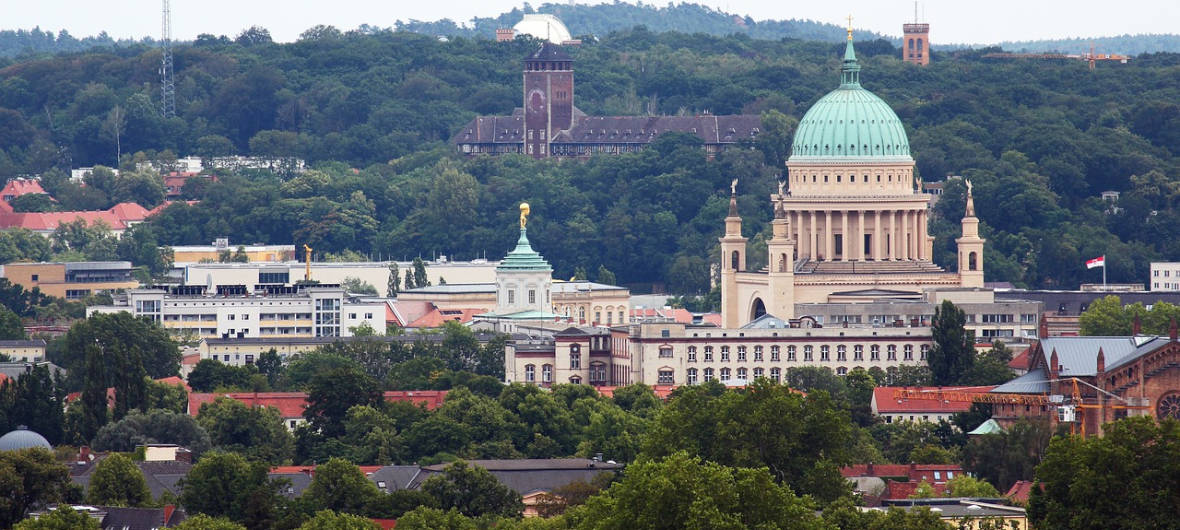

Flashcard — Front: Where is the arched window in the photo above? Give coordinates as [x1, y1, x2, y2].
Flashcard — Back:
[569, 375, 582, 384]
[659, 346, 673, 358]
[731, 250, 740, 271]
[870, 345, 880, 361]
[908, 38, 915, 54]
[703, 368, 715, 381]
[779, 253, 788, 272]
[837, 345, 847, 361]
[737, 346, 747, 362]
[770, 367, 781, 382]
[887, 345, 897, 361]
[836, 367, 848, 376]
[570, 349, 581, 369]
[720, 368, 731, 382]
[737, 367, 747, 381]
[917, 38, 924, 56]
[969, 251, 978, 271]
[804, 345, 814, 361]
[753, 367, 764, 379]
[687, 346, 697, 362]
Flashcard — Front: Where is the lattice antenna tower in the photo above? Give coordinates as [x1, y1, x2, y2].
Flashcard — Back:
[160, 0, 176, 118]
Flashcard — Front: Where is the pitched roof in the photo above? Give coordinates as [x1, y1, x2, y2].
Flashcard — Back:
[990, 369, 1051, 394]
[414, 459, 622, 495]
[188, 390, 449, 418]
[1035, 336, 1146, 376]
[0, 202, 152, 232]
[0, 178, 47, 200]
[967, 418, 1005, 435]
[407, 307, 484, 328]
[369, 465, 422, 491]
[874, 386, 996, 414]
[1006, 480, 1038, 504]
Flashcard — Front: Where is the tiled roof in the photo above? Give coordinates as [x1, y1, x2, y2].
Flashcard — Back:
[0, 202, 151, 232]
[874, 386, 996, 414]
[414, 459, 623, 495]
[1006, 480, 1037, 504]
[0, 178, 47, 199]
[595, 385, 677, 400]
[188, 390, 449, 418]
[990, 370, 1051, 394]
[408, 307, 484, 328]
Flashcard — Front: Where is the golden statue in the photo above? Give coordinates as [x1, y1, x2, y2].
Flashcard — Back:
[519, 202, 531, 229]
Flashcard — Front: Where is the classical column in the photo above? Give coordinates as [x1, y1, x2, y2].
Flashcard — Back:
[854, 210, 863, 261]
[914, 210, 924, 260]
[874, 210, 882, 261]
[825, 210, 834, 261]
[840, 210, 848, 261]
[888, 210, 897, 260]
[795, 211, 804, 256]
[903, 210, 912, 260]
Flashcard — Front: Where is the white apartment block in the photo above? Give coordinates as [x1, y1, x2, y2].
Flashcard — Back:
[1150, 262, 1180, 292]
[87, 286, 385, 340]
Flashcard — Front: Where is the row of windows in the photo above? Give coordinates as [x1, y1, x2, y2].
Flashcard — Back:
[684, 344, 927, 362]
[795, 172, 907, 184]
[524, 363, 607, 384]
[687, 365, 864, 385]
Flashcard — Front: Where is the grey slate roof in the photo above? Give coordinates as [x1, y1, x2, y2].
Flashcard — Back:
[0, 362, 65, 380]
[99, 506, 185, 530]
[741, 313, 789, 329]
[368, 465, 422, 492]
[1104, 336, 1173, 372]
[270, 472, 314, 498]
[990, 370, 1051, 394]
[527, 42, 572, 61]
[412, 459, 623, 495]
[1035, 336, 1144, 376]
[0, 339, 47, 347]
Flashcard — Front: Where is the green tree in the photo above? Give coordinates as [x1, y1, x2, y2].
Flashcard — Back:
[420, 460, 523, 519]
[172, 514, 247, 530]
[927, 300, 974, 386]
[8, 193, 58, 213]
[341, 277, 377, 295]
[304, 366, 379, 437]
[567, 451, 822, 529]
[1078, 295, 1133, 336]
[387, 263, 400, 296]
[392, 507, 478, 530]
[755, 109, 798, 167]
[179, 452, 282, 527]
[296, 510, 380, 530]
[594, 265, 617, 286]
[13, 507, 101, 530]
[640, 379, 854, 504]
[197, 397, 294, 465]
[304, 458, 382, 515]
[91, 409, 212, 457]
[86, 453, 152, 507]
[962, 417, 1053, 492]
[944, 474, 1001, 498]
[411, 257, 430, 289]
[255, 350, 283, 388]
[1029, 417, 1180, 530]
[0, 448, 72, 528]
[58, 312, 180, 388]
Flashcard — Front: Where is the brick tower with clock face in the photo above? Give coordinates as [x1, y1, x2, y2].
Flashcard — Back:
[523, 43, 574, 159]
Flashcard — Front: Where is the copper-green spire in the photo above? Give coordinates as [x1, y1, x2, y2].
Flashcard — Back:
[840, 35, 861, 86]
[497, 227, 553, 272]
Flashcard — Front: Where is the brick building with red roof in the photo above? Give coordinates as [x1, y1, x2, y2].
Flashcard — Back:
[871, 386, 996, 424]
[188, 390, 449, 430]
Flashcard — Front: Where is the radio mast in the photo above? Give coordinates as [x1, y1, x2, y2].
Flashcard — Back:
[160, 0, 176, 118]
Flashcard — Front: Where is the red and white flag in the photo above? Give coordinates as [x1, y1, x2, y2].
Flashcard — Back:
[1086, 256, 1106, 269]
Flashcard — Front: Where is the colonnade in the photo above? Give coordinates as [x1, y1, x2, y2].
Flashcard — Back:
[789, 208, 928, 261]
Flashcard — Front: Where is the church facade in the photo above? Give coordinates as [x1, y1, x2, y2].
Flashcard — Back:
[720, 33, 985, 329]
[452, 43, 762, 159]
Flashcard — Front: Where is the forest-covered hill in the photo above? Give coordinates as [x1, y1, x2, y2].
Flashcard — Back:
[1, 26, 1180, 292]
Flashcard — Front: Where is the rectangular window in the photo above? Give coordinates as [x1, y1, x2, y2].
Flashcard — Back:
[854, 345, 864, 361]
[820, 346, 829, 361]
[904, 345, 914, 361]
[687, 347, 697, 362]
[658, 370, 674, 385]
[721, 346, 730, 362]
[508, 290, 515, 304]
[803, 346, 813, 361]
[525, 365, 535, 382]
[871, 345, 880, 361]
[704, 347, 714, 362]
[837, 345, 847, 361]
[529, 290, 536, 304]
[921, 345, 929, 360]
[737, 346, 747, 362]
[887, 345, 897, 361]
[770, 368, 781, 383]
[754, 346, 763, 362]
[786, 346, 795, 361]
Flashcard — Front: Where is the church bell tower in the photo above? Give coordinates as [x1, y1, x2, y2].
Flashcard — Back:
[720, 182, 747, 328]
[957, 181, 985, 288]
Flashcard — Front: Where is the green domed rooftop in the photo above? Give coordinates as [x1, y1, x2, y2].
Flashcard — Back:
[497, 228, 553, 272]
[789, 38, 911, 162]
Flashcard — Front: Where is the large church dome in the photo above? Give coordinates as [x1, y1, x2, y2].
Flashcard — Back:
[789, 38, 911, 162]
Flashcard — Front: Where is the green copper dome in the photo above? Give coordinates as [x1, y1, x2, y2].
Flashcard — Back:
[789, 39, 911, 162]
[497, 228, 553, 272]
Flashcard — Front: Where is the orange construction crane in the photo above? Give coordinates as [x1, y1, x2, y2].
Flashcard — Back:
[892, 379, 1150, 437]
[982, 44, 1131, 70]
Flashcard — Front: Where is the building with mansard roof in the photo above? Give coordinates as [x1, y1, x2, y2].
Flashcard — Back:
[452, 43, 762, 159]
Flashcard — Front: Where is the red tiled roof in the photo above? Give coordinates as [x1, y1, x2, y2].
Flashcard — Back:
[1006, 480, 1038, 504]
[872, 386, 996, 414]
[154, 376, 192, 392]
[0, 202, 154, 232]
[188, 390, 449, 418]
[700, 313, 722, 326]
[147, 200, 200, 217]
[390, 301, 435, 327]
[842, 464, 911, 478]
[1008, 349, 1033, 370]
[1, 179, 47, 200]
[595, 385, 678, 400]
[371, 519, 397, 530]
[408, 308, 484, 328]
[181, 353, 201, 366]
[107, 202, 150, 221]
[66, 377, 191, 405]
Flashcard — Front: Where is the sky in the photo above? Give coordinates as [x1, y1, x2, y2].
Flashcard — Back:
[3, 0, 1179, 45]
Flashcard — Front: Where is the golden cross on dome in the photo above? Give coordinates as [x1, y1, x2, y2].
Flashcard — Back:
[846, 14, 853, 40]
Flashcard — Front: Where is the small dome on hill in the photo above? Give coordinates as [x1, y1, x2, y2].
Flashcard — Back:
[0, 426, 51, 451]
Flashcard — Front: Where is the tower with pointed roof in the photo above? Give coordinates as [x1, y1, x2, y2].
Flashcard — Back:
[494, 204, 554, 316]
[957, 181, 985, 287]
[719, 184, 748, 328]
[523, 42, 574, 159]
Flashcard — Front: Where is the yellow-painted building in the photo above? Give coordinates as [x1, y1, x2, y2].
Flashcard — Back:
[0, 340, 47, 362]
[1, 262, 138, 299]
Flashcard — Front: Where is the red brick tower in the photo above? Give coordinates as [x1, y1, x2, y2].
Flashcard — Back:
[523, 43, 573, 159]
[903, 21, 930, 66]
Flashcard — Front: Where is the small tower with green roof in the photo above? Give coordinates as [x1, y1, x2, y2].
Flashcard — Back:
[494, 203, 554, 316]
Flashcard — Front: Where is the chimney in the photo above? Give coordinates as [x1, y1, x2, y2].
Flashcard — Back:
[1049, 348, 1059, 379]
[867, 462, 875, 475]
[1132, 315, 1141, 336]
[1038, 317, 1049, 339]
[1171, 318, 1178, 342]
[1096, 347, 1105, 374]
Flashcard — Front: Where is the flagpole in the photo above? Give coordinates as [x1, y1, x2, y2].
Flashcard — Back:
[1103, 259, 1107, 290]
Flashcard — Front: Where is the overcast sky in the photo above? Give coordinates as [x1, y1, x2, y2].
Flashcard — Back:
[4, 0, 1178, 45]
